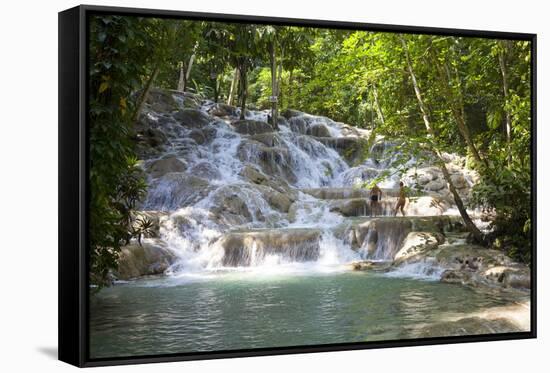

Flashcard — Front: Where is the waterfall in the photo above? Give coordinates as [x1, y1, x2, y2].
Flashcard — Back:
[133, 91, 460, 276]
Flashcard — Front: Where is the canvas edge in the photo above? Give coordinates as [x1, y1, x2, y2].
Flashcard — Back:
[57, 4, 537, 368]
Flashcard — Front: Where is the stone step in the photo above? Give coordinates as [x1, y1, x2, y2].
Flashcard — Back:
[345, 215, 465, 260]
[301, 187, 402, 200]
[217, 216, 466, 266]
[325, 195, 452, 217]
[217, 228, 323, 267]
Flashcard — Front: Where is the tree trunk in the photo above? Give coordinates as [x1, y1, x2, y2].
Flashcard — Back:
[133, 65, 159, 123]
[227, 67, 239, 106]
[177, 62, 185, 92]
[213, 75, 220, 103]
[277, 47, 284, 112]
[372, 83, 385, 126]
[498, 41, 512, 166]
[270, 40, 279, 130]
[182, 53, 196, 92]
[238, 61, 248, 120]
[400, 36, 484, 243]
[288, 69, 294, 109]
[430, 46, 486, 167]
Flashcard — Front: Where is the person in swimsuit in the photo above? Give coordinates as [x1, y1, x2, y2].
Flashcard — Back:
[395, 181, 407, 216]
[370, 184, 382, 216]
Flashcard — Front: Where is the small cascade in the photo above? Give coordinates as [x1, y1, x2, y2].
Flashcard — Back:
[218, 229, 322, 267]
[385, 259, 445, 280]
[354, 218, 413, 260]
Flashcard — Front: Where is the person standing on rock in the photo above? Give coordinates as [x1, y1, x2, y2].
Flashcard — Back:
[369, 184, 382, 216]
[394, 181, 407, 216]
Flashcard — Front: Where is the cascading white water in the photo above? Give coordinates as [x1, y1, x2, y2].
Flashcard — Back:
[137, 92, 461, 276]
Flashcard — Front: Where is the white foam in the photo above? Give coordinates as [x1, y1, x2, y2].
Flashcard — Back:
[385, 260, 444, 281]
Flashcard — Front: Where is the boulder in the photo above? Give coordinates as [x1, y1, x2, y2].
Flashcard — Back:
[405, 196, 451, 216]
[209, 103, 237, 117]
[450, 173, 468, 189]
[169, 91, 201, 109]
[145, 88, 179, 112]
[146, 156, 187, 178]
[173, 109, 212, 128]
[188, 161, 222, 180]
[233, 120, 274, 135]
[210, 189, 254, 225]
[237, 140, 296, 183]
[306, 123, 332, 137]
[405, 167, 440, 186]
[116, 240, 177, 280]
[249, 133, 284, 147]
[137, 127, 168, 149]
[144, 173, 212, 210]
[348, 260, 392, 271]
[188, 129, 206, 144]
[187, 125, 218, 145]
[417, 317, 523, 338]
[425, 179, 446, 192]
[483, 266, 531, 289]
[240, 164, 295, 196]
[315, 137, 362, 164]
[288, 117, 308, 134]
[394, 231, 445, 263]
[280, 108, 304, 119]
[394, 243, 533, 291]
[265, 189, 294, 213]
[240, 164, 269, 184]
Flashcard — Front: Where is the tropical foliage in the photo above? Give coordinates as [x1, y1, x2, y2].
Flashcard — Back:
[89, 16, 533, 286]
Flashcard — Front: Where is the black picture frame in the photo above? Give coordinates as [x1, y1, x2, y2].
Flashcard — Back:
[58, 4, 537, 367]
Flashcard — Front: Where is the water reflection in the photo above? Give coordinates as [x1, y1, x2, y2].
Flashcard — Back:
[90, 272, 521, 358]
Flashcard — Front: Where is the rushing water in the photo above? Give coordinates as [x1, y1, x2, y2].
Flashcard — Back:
[90, 271, 516, 359]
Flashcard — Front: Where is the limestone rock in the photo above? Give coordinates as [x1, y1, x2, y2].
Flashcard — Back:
[233, 119, 274, 135]
[137, 127, 168, 151]
[425, 179, 446, 192]
[173, 109, 212, 128]
[249, 133, 284, 147]
[288, 117, 308, 134]
[218, 228, 321, 266]
[417, 317, 522, 338]
[315, 137, 361, 164]
[146, 156, 187, 178]
[394, 231, 445, 263]
[144, 173, 212, 210]
[280, 108, 304, 119]
[188, 161, 222, 180]
[405, 196, 450, 216]
[209, 103, 237, 117]
[116, 240, 176, 280]
[307, 123, 332, 137]
[145, 88, 179, 112]
[450, 173, 468, 189]
[237, 140, 296, 183]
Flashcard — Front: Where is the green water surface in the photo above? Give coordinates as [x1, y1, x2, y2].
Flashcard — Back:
[89, 270, 517, 358]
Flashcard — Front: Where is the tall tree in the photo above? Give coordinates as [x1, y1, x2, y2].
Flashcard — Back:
[429, 37, 487, 167]
[400, 35, 484, 243]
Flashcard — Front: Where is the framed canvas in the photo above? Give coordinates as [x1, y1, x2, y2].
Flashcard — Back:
[58, 4, 537, 367]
